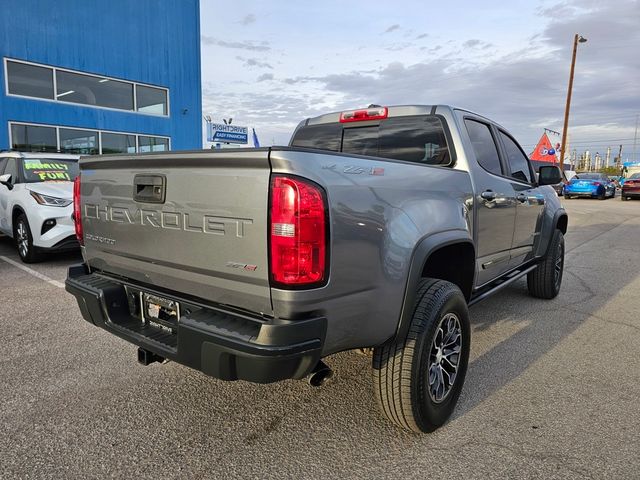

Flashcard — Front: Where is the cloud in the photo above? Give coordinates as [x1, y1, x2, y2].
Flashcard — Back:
[201, 0, 640, 151]
[416, 33, 429, 40]
[240, 14, 256, 26]
[463, 39, 482, 48]
[256, 73, 274, 82]
[236, 56, 273, 69]
[201, 36, 270, 52]
[384, 24, 400, 33]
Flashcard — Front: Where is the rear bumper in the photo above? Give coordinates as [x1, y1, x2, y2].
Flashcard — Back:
[65, 264, 326, 383]
[622, 188, 640, 197]
[564, 188, 599, 197]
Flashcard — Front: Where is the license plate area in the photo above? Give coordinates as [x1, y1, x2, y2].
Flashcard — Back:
[140, 292, 180, 335]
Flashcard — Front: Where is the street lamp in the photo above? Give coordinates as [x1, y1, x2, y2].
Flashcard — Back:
[559, 34, 587, 170]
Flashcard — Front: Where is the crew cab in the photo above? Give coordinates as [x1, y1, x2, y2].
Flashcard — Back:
[0, 151, 80, 262]
[66, 105, 567, 433]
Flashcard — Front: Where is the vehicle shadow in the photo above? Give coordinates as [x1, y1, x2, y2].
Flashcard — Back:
[451, 220, 637, 419]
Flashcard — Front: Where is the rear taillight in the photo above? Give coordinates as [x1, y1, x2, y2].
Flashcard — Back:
[269, 175, 327, 287]
[593, 182, 601, 186]
[339, 106, 388, 123]
[73, 175, 83, 245]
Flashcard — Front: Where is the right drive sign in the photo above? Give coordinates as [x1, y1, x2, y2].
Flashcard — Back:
[207, 123, 248, 144]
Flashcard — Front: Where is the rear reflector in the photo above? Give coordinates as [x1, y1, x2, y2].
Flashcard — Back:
[270, 175, 327, 287]
[73, 175, 84, 246]
[339, 107, 388, 123]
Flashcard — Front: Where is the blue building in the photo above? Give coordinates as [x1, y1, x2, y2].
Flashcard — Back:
[0, 0, 202, 154]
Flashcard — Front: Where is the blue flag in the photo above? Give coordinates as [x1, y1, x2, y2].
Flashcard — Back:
[252, 128, 260, 148]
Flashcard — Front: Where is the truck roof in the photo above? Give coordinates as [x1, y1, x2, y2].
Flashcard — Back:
[303, 104, 487, 124]
[301, 104, 505, 131]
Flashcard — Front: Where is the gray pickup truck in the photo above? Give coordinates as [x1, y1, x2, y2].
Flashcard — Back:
[66, 105, 567, 433]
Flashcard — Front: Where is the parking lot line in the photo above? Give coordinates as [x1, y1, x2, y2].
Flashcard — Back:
[0, 255, 65, 289]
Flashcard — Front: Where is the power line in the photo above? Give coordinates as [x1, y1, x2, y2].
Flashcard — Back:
[521, 137, 637, 147]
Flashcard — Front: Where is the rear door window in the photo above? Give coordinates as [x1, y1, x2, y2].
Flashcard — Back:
[464, 119, 503, 176]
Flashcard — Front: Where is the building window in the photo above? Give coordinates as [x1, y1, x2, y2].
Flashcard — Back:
[59, 128, 99, 155]
[136, 85, 168, 115]
[9, 122, 170, 154]
[101, 132, 136, 154]
[10, 124, 57, 152]
[6, 61, 54, 99]
[56, 71, 134, 111]
[4, 58, 169, 116]
[139, 136, 169, 152]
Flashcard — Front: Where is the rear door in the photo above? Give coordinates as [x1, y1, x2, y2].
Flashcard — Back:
[496, 130, 545, 268]
[463, 118, 518, 286]
[80, 149, 273, 315]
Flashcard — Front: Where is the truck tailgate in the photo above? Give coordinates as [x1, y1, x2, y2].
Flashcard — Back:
[79, 149, 272, 315]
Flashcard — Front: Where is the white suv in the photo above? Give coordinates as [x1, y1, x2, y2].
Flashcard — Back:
[0, 152, 80, 263]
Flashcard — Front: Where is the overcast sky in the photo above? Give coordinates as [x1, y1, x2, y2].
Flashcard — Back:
[200, 0, 639, 160]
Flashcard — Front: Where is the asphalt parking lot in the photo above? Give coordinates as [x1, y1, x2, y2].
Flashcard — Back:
[1, 196, 639, 479]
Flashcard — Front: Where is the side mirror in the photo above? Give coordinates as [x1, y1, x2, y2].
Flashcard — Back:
[0, 173, 13, 190]
[538, 166, 563, 186]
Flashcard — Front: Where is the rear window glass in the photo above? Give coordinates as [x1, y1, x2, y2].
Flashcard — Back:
[574, 173, 601, 180]
[290, 116, 452, 166]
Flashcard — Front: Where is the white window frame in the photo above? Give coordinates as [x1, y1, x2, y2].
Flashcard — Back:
[4, 57, 170, 117]
[8, 121, 171, 154]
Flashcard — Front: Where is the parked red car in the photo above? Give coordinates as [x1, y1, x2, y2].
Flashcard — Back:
[621, 173, 640, 201]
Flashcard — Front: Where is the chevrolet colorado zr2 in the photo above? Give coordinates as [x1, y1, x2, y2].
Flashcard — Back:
[66, 105, 567, 433]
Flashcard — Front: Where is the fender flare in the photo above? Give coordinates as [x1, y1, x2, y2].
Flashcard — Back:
[544, 208, 568, 256]
[388, 229, 474, 345]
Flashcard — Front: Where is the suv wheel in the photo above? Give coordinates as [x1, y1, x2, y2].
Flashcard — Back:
[527, 229, 564, 299]
[372, 278, 470, 433]
[15, 214, 41, 263]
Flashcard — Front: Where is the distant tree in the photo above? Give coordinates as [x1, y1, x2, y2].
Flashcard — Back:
[599, 166, 621, 175]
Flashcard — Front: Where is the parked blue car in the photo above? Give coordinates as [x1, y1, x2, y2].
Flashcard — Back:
[564, 173, 616, 200]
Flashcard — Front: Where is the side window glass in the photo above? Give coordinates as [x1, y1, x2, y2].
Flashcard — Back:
[499, 131, 532, 183]
[464, 119, 503, 175]
[3, 159, 19, 183]
[0, 158, 8, 174]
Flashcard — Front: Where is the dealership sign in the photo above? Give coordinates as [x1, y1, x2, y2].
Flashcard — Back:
[207, 123, 248, 144]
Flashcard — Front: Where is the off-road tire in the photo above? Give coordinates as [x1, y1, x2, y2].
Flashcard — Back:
[372, 279, 470, 433]
[527, 229, 564, 299]
[14, 214, 42, 263]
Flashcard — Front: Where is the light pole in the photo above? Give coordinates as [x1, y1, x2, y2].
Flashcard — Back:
[559, 34, 587, 170]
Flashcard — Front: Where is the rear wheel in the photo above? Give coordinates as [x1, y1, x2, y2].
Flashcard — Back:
[14, 214, 42, 263]
[528, 229, 564, 299]
[372, 279, 470, 433]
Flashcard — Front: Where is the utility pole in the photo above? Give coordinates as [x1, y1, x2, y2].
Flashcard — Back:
[559, 34, 587, 170]
[633, 114, 638, 163]
[617, 144, 623, 169]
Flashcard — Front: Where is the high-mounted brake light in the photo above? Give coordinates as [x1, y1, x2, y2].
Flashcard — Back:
[270, 175, 327, 287]
[73, 175, 84, 246]
[339, 106, 388, 123]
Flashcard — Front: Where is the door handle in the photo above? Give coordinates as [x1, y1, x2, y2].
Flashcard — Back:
[133, 174, 166, 203]
[516, 193, 527, 203]
[481, 190, 496, 201]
